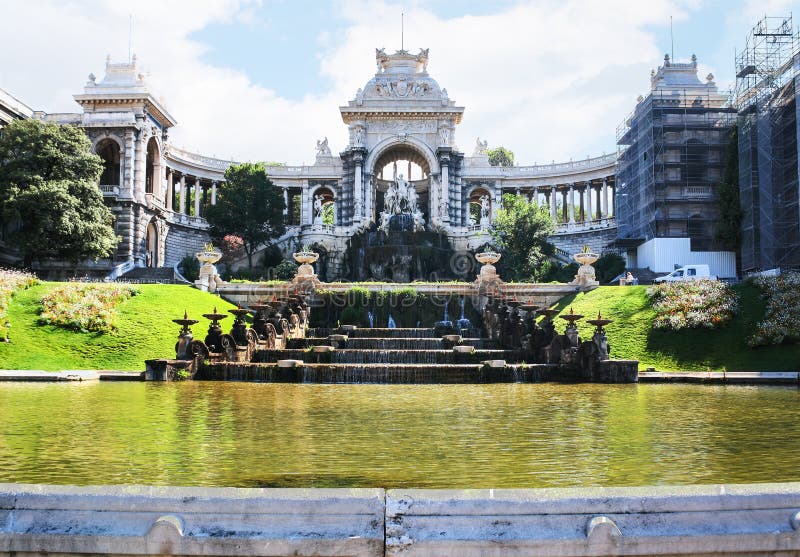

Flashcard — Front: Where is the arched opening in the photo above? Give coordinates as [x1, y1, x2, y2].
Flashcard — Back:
[145, 221, 158, 267]
[468, 187, 491, 227]
[371, 144, 432, 225]
[312, 187, 335, 226]
[145, 137, 160, 194]
[96, 139, 120, 186]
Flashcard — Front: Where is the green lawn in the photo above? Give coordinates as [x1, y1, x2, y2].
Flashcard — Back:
[554, 285, 800, 372]
[0, 283, 236, 371]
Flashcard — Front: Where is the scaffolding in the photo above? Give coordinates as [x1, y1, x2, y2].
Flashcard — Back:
[736, 15, 800, 272]
[616, 86, 736, 253]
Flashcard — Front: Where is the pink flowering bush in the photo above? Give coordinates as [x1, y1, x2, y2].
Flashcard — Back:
[749, 272, 800, 347]
[39, 283, 137, 333]
[0, 268, 38, 330]
[648, 280, 738, 330]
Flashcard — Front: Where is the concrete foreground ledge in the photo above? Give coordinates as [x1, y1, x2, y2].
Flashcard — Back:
[3, 483, 800, 556]
[640, 370, 800, 384]
[0, 484, 385, 556]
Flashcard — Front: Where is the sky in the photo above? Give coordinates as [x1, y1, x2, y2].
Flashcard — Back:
[0, 0, 796, 165]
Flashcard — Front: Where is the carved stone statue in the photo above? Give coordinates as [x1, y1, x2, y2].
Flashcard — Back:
[378, 173, 425, 233]
[474, 137, 489, 156]
[479, 195, 491, 227]
[313, 194, 324, 225]
[352, 126, 364, 146]
[439, 126, 450, 146]
[315, 137, 331, 157]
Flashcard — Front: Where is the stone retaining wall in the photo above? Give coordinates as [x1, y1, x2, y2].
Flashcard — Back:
[2, 483, 800, 556]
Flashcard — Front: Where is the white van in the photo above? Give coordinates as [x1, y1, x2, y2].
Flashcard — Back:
[653, 264, 716, 283]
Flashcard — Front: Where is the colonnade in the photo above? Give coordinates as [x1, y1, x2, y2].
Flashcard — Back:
[512, 178, 615, 227]
[164, 167, 221, 218]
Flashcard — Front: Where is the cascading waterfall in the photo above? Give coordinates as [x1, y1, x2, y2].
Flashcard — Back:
[199, 321, 555, 384]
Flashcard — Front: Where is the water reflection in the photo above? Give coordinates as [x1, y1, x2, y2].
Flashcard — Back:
[0, 382, 798, 488]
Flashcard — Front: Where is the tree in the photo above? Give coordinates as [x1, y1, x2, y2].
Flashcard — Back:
[716, 126, 742, 257]
[487, 146, 514, 167]
[204, 162, 286, 272]
[490, 193, 555, 281]
[0, 119, 117, 271]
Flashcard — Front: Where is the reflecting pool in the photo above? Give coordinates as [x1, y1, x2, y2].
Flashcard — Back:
[1, 382, 798, 488]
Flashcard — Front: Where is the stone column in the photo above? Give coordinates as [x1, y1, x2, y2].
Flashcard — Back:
[601, 178, 609, 218]
[211, 181, 217, 205]
[133, 130, 146, 204]
[166, 169, 173, 211]
[531, 187, 538, 207]
[549, 186, 557, 223]
[179, 175, 186, 215]
[609, 182, 615, 217]
[282, 187, 288, 218]
[123, 130, 135, 199]
[585, 181, 593, 222]
[354, 161, 363, 223]
[438, 168, 449, 226]
[194, 179, 201, 217]
[568, 184, 576, 224]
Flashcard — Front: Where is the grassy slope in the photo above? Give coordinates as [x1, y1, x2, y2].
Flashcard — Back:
[0, 283, 237, 371]
[554, 284, 800, 371]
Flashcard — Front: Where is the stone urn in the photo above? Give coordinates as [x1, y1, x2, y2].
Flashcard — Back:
[195, 244, 224, 292]
[475, 251, 502, 286]
[292, 250, 320, 289]
[571, 250, 600, 289]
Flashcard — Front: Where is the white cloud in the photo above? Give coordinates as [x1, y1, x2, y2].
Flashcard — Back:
[0, 0, 698, 164]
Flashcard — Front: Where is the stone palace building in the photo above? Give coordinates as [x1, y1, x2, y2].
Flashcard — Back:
[0, 48, 619, 280]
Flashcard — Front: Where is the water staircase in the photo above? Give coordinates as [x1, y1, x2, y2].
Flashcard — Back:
[196, 326, 561, 384]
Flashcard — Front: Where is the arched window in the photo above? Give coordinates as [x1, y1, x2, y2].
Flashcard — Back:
[312, 187, 335, 226]
[469, 187, 490, 227]
[145, 137, 160, 194]
[96, 139, 120, 186]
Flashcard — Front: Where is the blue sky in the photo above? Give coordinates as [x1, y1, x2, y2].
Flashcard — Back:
[1, 0, 796, 163]
[196, 0, 768, 100]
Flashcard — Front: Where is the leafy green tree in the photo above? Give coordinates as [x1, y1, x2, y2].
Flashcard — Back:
[490, 193, 555, 281]
[487, 146, 514, 167]
[0, 119, 117, 271]
[716, 126, 742, 258]
[594, 253, 626, 283]
[322, 202, 334, 225]
[204, 162, 286, 272]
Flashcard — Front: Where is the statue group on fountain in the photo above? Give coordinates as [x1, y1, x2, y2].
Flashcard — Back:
[378, 172, 425, 233]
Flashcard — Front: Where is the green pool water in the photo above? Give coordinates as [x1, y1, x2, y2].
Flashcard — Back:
[0, 382, 798, 488]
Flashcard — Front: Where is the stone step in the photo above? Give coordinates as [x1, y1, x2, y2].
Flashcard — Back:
[198, 362, 547, 384]
[347, 328, 437, 338]
[289, 337, 499, 350]
[254, 349, 525, 365]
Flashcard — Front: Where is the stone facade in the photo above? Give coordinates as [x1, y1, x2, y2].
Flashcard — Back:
[1, 49, 619, 278]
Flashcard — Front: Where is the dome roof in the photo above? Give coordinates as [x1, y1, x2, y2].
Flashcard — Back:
[353, 48, 450, 106]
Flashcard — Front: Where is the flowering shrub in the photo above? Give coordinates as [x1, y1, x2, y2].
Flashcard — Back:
[39, 283, 138, 333]
[648, 280, 738, 330]
[0, 269, 38, 330]
[749, 272, 800, 347]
